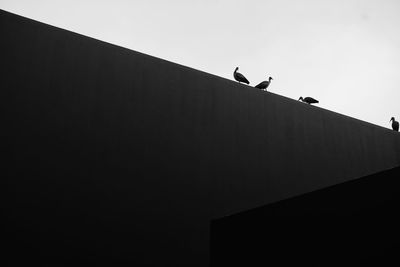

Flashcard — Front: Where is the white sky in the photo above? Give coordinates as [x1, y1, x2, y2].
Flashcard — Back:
[1, 0, 399, 128]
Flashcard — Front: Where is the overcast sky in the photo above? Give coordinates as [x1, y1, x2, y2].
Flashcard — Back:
[1, 0, 399, 128]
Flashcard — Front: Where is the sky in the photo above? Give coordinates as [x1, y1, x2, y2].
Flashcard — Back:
[1, 0, 399, 128]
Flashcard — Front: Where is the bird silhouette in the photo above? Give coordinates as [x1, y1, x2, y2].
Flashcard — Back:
[299, 96, 319, 104]
[233, 67, 250, 84]
[390, 117, 399, 131]
[255, 77, 273, 91]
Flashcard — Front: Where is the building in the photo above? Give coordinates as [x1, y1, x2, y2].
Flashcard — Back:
[2, 9, 400, 266]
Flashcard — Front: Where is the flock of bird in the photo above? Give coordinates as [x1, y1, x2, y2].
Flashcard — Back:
[233, 67, 399, 132]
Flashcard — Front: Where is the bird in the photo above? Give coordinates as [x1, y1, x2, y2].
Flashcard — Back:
[390, 117, 399, 131]
[255, 77, 273, 91]
[233, 67, 250, 84]
[298, 96, 319, 105]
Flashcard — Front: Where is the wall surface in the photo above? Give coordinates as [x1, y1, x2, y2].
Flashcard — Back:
[211, 166, 400, 266]
[2, 9, 400, 266]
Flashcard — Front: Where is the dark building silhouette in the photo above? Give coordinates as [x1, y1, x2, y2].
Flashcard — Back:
[211, 166, 400, 266]
[2, 9, 400, 266]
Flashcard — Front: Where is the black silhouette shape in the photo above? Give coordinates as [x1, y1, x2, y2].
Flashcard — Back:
[390, 117, 399, 131]
[233, 67, 250, 84]
[299, 96, 319, 105]
[255, 77, 273, 91]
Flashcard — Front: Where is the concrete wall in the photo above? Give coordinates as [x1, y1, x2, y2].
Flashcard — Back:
[211, 166, 400, 266]
[2, 9, 400, 266]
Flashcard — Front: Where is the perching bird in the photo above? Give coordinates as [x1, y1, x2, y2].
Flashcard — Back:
[390, 117, 399, 131]
[233, 67, 250, 84]
[255, 77, 273, 91]
[299, 96, 319, 105]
